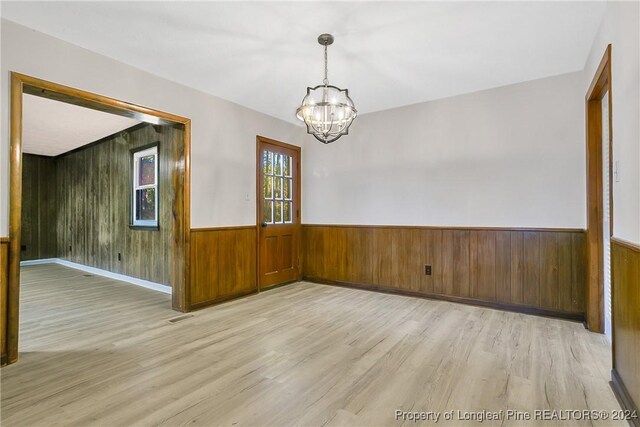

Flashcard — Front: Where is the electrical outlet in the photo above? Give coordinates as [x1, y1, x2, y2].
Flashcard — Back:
[425, 265, 432, 275]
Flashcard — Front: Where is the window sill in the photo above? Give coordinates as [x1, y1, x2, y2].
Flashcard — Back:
[129, 224, 159, 231]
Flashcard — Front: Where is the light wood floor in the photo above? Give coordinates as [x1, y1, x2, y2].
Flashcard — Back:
[1, 264, 621, 426]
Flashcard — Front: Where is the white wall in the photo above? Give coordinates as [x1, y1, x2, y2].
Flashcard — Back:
[584, 1, 640, 245]
[302, 71, 586, 228]
[4, 9, 636, 236]
[0, 19, 301, 234]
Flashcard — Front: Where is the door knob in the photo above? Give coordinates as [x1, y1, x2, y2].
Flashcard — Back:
[261, 222, 268, 228]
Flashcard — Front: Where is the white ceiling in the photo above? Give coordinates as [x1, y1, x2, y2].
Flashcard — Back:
[23, 94, 141, 156]
[3, 2, 606, 124]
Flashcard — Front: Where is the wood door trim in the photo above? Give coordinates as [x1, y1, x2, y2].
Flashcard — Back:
[585, 45, 612, 334]
[256, 136, 302, 290]
[303, 224, 586, 233]
[17, 73, 189, 125]
[7, 72, 192, 365]
[256, 135, 301, 152]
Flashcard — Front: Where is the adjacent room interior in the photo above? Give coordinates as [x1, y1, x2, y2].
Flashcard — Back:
[20, 94, 181, 288]
[0, 1, 638, 426]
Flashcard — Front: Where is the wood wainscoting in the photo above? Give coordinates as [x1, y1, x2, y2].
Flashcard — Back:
[1, 237, 9, 365]
[55, 124, 181, 286]
[611, 238, 640, 424]
[189, 226, 258, 310]
[302, 225, 587, 319]
[21, 154, 57, 261]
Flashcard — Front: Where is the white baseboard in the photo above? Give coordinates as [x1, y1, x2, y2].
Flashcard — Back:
[20, 258, 172, 295]
[19, 258, 59, 266]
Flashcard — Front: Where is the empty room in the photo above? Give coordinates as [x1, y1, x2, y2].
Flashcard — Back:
[0, 1, 639, 426]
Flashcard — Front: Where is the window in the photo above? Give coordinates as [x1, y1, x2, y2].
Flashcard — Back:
[262, 150, 293, 224]
[132, 144, 158, 228]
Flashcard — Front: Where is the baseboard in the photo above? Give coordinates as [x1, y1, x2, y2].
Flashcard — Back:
[189, 288, 259, 310]
[304, 276, 585, 322]
[189, 280, 300, 311]
[19, 258, 59, 266]
[260, 279, 299, 292]
[20, 258, 172, 295]
[611, 369, 640, 427]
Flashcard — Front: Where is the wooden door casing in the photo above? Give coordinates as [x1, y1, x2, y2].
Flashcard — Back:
[585, 45, 612, 333]
[7, 73, 192, 365]
[256, 136, 301, 289]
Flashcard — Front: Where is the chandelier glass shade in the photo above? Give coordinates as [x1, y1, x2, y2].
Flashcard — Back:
[296, 34, 357, 144]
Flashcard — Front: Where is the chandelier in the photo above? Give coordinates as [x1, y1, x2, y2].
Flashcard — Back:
[296, 34, 357, 144]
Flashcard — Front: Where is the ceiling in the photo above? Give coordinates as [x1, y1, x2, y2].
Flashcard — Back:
[2, 2, 606, 124]
[23, 94, 141, 156]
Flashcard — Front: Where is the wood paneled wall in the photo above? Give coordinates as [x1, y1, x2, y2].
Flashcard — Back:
[303, 225, 586, 317]
[20, 123, 183, 286]
[1, 238, 9, 365]
[55, 124, 182, 286]
[21, 155, 58, 260]
[612, 238, 640, 421]
[189, 227, 257, 309]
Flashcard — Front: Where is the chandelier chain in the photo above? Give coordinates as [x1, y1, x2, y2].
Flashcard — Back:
[323, 44, 329, 86]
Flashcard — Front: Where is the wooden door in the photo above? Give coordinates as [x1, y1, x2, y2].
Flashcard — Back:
[257, 137, 301, 289]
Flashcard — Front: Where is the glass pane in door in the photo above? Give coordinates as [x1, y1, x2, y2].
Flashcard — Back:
[262, 149, 293, 225]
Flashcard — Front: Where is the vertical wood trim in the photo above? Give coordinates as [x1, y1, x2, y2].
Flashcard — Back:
[441, 230, 454, 295]
[469, 230, 479, 298]
[172, 120, 191, 312]
[585, 44, 612, 333]
[453, 230, 470, 297]
[510, 231, 524, 305]
[522, 231, 541, 307]
[557, 233, 573, 312]
[495, 231, 511, 304]
[540, 232, 559, 310]
[0, 238, 9, 365]
[571, 233, 587, 313]
[8, 74, 23, 364]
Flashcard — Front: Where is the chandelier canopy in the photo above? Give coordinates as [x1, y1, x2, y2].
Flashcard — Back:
[296, 34, 357, 144]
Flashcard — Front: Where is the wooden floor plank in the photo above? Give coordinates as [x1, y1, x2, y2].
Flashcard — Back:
[1, 264, 619, 426]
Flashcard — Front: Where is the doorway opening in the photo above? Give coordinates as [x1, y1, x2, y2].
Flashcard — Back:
[5, 73, 192, 365]
[256, 136, 302, 289]
[585, 45, 612, 337]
